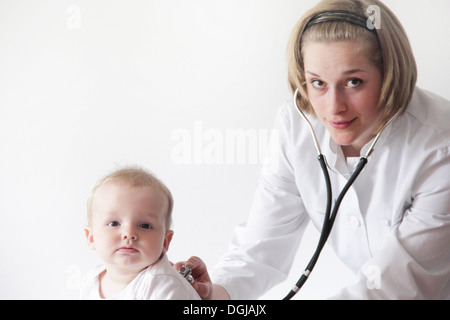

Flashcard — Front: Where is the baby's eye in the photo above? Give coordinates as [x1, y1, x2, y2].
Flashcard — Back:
[108, 221, 120, 227]
[140, 223, 152, 230]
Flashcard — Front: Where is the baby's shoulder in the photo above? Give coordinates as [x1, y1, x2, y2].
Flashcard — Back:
[79, 265, 105, 299]
[137, 256, 201, 300]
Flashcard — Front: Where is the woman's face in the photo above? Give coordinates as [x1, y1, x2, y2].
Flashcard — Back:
[303, 41, 383, 157]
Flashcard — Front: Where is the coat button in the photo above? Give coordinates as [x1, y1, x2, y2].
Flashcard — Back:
[350, 216, 361, 228]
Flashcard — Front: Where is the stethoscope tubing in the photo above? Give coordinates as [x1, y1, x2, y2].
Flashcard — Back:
[282, 89, 389, 300]
[283, 154, 368, 300]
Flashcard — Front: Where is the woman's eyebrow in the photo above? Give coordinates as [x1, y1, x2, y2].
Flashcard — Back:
[306, 69, 367, 77]
[342, 68, 367, 75]
[306, 71, 320, 77]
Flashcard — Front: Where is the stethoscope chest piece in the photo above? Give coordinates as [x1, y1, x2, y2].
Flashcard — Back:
[179, 265, 195, 284]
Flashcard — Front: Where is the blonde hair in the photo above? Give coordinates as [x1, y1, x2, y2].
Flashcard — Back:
[287, 0, 417, 132]
[87, 166, 174, 229]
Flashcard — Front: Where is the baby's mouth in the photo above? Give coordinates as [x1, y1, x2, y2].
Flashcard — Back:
[116, 247, 139, 254]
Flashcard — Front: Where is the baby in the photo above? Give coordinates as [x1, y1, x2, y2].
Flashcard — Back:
[80, 167, 200, 300]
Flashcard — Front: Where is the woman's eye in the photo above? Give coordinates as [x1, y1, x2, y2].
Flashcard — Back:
[108, 221, 120, 227]
[311, 80, 326, 89]
[140, 223, 152, 230]
[347, 78, 363, 88]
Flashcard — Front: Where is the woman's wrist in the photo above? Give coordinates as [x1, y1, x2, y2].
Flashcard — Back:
[212, 284, 230, 300]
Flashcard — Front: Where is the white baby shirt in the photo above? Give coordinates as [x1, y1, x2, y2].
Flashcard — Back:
[79, 254, 201, 300]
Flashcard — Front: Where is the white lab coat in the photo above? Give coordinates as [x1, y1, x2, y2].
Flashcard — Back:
[211, 87, 450, 300]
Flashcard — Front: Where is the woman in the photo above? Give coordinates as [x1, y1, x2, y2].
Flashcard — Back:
[177, 0, 450, 299]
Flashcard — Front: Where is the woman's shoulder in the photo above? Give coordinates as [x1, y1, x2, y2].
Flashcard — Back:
[276, 98, 324, 133]
[407, 87, 450, 141]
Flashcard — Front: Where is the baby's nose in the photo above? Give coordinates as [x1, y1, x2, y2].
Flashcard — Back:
[121, 228, 137, 241]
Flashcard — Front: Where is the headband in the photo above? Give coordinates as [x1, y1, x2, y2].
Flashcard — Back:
[304, 10, 378, 36]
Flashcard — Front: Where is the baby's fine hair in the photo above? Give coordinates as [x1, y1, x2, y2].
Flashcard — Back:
[86, 166, 173, 229]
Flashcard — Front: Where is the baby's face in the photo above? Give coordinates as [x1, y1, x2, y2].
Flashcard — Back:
[85, 182, 173, 274]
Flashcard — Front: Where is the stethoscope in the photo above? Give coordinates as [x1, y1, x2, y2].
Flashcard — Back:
[283, 89, 400, 300]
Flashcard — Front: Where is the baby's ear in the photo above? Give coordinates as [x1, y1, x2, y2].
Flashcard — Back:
[162, 230, 174, 254]
[83, 225, 95, 250]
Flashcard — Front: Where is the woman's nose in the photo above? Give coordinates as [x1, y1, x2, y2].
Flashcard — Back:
[327, 87, 347, 115]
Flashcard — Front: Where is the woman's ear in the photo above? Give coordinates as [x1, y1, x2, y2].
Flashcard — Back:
[84, 225, 96, 250]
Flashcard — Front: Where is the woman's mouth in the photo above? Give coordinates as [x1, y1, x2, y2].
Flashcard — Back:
[329, 118, 356, 130]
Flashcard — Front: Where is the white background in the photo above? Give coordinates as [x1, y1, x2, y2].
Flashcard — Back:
[0, 0, 449, 299]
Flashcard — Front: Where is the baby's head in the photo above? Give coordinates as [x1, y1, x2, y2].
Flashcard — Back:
[84, 167, 174, 273]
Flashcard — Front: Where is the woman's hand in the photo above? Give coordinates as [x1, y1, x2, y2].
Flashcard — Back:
[174, 256, 229, 300]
